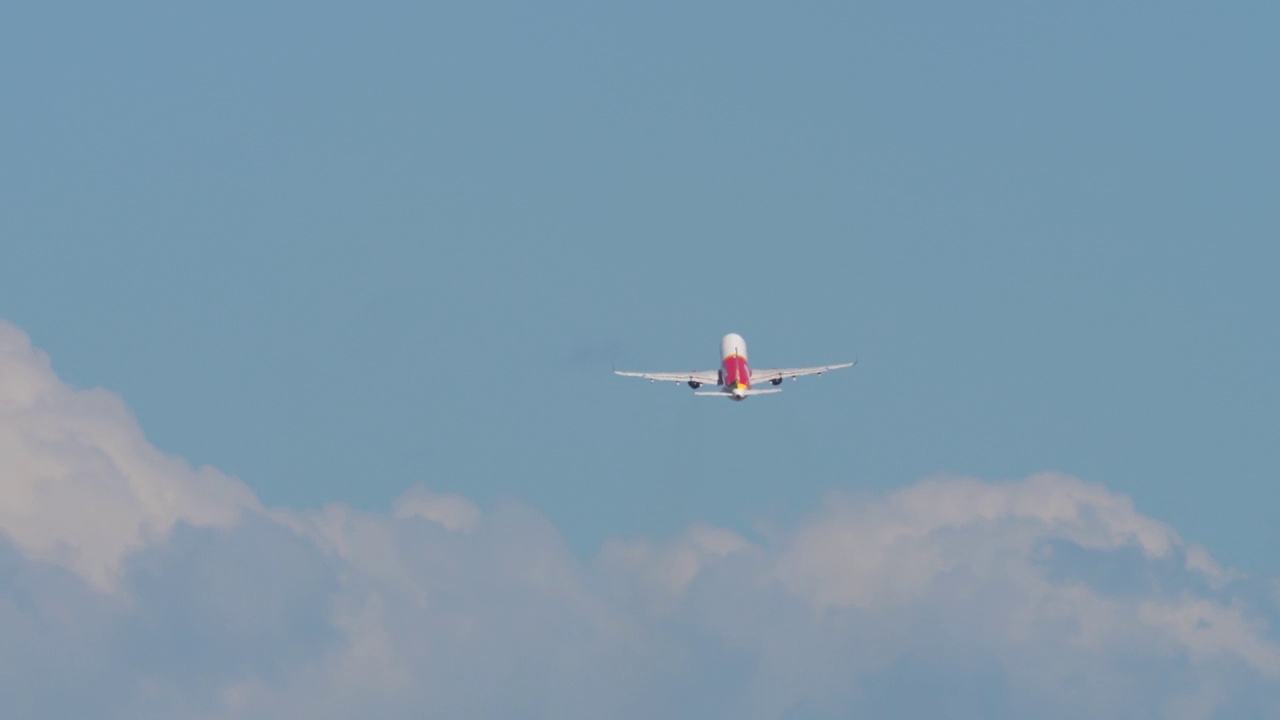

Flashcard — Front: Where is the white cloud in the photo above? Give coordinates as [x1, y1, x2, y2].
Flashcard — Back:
[1, 319, 1278, 719]
[1140, 598, 1280, 676]
[0, 321, 259, 592]
[393, 485, 480, 532]
[773, 473, 1180, 612]
[599, 521, 750, 610]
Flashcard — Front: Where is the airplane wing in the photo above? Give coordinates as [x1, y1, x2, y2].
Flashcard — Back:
[750, 361, 856, 384]
[613, 369, 721, 385]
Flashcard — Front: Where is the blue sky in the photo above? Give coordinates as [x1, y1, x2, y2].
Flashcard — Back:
[2, 3, 1278, 716]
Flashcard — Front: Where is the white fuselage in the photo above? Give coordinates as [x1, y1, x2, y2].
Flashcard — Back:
[720, 333, 751, 400]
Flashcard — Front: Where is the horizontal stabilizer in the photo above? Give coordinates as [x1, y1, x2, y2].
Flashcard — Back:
[693, 388, 783, 397]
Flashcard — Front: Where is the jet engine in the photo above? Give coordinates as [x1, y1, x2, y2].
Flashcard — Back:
[771, 378, 784, 386]
[688, 381, 702, 389]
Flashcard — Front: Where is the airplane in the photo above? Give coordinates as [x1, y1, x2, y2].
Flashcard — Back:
[613, 333, 854, 401]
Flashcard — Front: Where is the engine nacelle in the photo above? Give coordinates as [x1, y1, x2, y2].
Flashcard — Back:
[688, 381, 702, 389]
[771, 378, 783, 386]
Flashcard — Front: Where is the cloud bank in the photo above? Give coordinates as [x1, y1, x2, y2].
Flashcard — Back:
[0, 320, 1277, 719]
